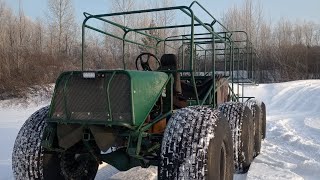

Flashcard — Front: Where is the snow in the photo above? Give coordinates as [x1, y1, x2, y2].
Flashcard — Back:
[0, 100, 50, 180]
[1, 80, 320, 179]
[243, 80, 320, 180]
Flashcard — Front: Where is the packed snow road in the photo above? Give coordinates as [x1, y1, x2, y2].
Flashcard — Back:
[1, 80, 320, 179]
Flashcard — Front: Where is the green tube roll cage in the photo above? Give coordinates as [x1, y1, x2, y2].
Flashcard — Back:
[44, 1, 258, 169]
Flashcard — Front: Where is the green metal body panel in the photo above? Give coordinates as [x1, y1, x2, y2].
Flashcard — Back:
[127, 70, 169, 126]
[48, 70, 169, 127]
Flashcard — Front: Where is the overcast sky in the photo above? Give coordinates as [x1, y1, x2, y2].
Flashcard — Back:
[4, 0, 320, 24]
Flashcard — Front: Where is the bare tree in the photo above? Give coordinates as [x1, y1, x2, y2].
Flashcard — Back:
[32, 18, 44, 53]
[302, 20, 316, 46]
[222, 0, 263, 45]
[293, 20, 303, 45]
[111, 0, 135, 27]
[47, 0, 75, 54]
[315, 28, 320, 46]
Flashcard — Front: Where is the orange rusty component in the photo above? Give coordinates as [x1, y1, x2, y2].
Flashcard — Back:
[152, 118, 167, 133]
[145, 115, 167, 133]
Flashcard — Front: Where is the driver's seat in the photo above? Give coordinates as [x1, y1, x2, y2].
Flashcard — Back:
[159, 54, 182, 95]
[159, 54, 185, 107]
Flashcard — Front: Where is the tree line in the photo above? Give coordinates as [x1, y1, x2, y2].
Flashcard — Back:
[0, 0, 319, 98]
[0, 0, 177, 98]
[222, 0, 320, 82]
[0, 0, 79, 97]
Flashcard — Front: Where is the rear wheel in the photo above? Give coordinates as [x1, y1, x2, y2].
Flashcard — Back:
[219, 102, 254, 173]
[246, 100, 262, 157]
[12, 106, 99, 180]
[158, 106, 234, 180]
[261, 102, 267, 139]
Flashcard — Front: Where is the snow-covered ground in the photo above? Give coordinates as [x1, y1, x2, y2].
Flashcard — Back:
[1, 80, 320, 180]
[244, 80, 320, 180]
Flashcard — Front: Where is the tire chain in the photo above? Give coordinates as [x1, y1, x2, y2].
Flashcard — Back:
[159, 106, 220, 180]
[218, 102, 249, 172]
[12, 106, 49, 180]
[245, 99, 262, 157]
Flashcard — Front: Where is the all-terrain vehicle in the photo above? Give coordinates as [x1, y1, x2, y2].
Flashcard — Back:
[12, 1, 266, 179]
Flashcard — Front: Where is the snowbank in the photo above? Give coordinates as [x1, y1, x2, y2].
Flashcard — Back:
[245, 80, 320, 180]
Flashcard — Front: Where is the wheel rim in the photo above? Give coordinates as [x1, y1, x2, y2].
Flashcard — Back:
[60, 144, 98, 179]
[220, 142, 227, 180]
[61, 152, 90, 178]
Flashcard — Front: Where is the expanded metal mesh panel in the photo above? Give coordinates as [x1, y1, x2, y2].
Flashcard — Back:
[109, 74, 132, 121]
[52, 77, 68, 120]
[51, 72, 132, 123]
[66, 74, 110, 120]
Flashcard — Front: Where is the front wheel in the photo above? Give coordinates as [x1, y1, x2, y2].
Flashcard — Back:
[158, 106, 234, 180]
[12, 106, 99, 180]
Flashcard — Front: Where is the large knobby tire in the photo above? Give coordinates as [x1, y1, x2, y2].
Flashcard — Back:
[218, 102, 254, 173]
[159, 106, 234, 180]
[12, 106, 98, 180]
[245, 100, 262, 157]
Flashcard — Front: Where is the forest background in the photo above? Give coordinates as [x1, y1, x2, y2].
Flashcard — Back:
[0, 0, 319, 98]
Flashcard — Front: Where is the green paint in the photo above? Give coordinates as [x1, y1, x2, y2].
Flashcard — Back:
[49, 70, 168, 127]
[128, 70, 169, 126]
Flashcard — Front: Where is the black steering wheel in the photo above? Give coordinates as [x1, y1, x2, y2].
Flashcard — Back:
[135, 53, 161, 71]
